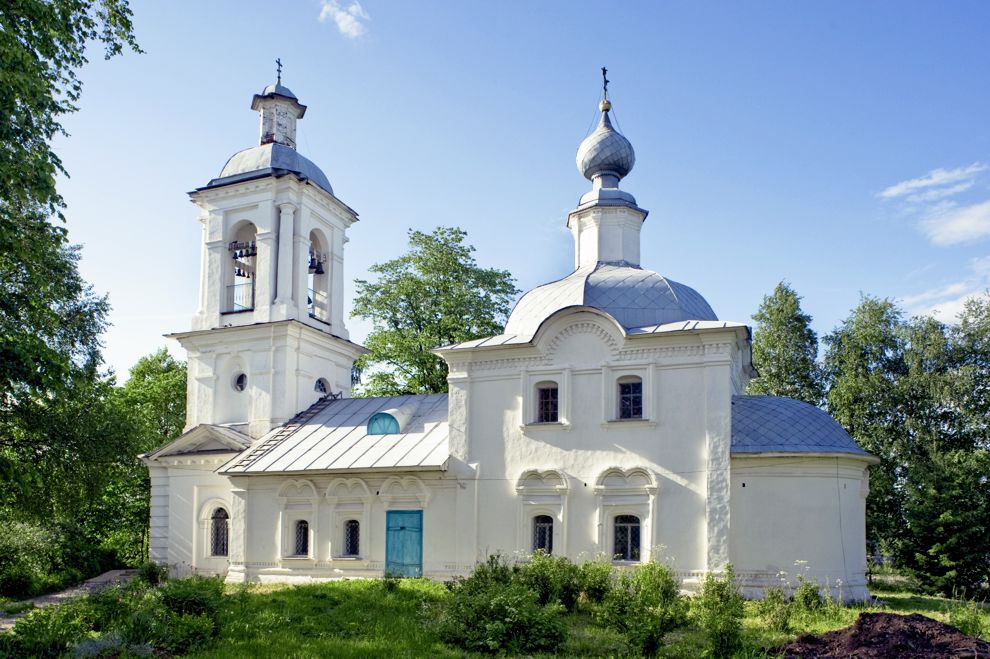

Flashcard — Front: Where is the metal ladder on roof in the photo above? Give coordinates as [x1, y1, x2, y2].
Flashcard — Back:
[228, 393, 342, 471]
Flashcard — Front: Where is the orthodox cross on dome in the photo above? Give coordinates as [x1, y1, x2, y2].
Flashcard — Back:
[601, 66, 609, 101]
[276, 57, 283, 84]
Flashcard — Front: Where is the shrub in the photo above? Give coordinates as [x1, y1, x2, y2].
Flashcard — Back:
[945, 596, 987, 639]
[6, 599, 94, 658]
[579, 555, 614, 603]
[756, 585, 791, 632]
[515, 551, 582, 611]
[792, 578, 824, 612]
[598, 562, 689, 656]
[381, 571, 401, 592]
[438, 581, 565, 654]
[137, 561, 168, 586]
[0, 564, 36, 600]
[695, 564, 745, 659]
[159, 575, 223, 622]
[156, 611, 216, 654]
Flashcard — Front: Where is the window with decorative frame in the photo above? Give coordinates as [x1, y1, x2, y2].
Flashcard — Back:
[210, 508, 229, 557]
[613, 514, 641, 561]
[535, 381, 559, 423]
[343, 519, 360, 557]
[617, 375, 643, 419]
[532, 515, 553, 554]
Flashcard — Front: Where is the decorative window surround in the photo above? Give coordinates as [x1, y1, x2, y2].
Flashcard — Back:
[520, 368, 572, 428]
[197, 497, 231, 567]
[594, 468, 657, 563]
[277, 479, 320, 562]
[515, 470, 569, 556]
[378, 476, 430, 510]
[326, 478, 373, 559]
[601, 363, 654, 423]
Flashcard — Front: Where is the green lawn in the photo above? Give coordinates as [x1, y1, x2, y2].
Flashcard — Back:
[184, 579, 989, 658]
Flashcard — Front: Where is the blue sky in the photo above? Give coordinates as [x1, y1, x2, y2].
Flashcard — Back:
[55, 1, 990, 378]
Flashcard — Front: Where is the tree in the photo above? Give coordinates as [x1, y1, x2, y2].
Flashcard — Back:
[747, 281, 824, 404]
[1, 0, 139, 405]
[351, 227, 519, 396]
[120, 348, 187, 449]
[823, 296, 907, 552]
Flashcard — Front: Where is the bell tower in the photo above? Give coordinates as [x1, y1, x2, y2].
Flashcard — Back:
[169, 75, 365, 439]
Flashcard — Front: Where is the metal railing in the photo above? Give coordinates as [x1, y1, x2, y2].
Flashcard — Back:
[225, 282, 255, 312]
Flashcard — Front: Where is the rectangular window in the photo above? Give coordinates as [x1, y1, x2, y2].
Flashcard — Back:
[618, 381, 643, 419]
[614, 515, 641, 561]
[537, 386, 559, 423]
[532, 515, 554, 554]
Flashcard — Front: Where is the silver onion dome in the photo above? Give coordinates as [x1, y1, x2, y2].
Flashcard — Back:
[576, 100, 636, 182]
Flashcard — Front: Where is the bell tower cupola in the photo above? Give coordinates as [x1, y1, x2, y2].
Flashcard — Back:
[170, 68, 366, 439]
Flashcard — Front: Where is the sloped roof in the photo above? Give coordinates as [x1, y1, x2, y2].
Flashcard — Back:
[202, 143, 334, 195]
[221, 394, 449, 474]
[142, 424, 252, 461]
[730, 395, 872, 457]
[502, 263, 718, 339]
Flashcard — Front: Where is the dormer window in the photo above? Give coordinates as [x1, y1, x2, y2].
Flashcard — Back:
[368, 412, 400, 435]
[535, 382, 559, 423]
[617, 376, 643, 419]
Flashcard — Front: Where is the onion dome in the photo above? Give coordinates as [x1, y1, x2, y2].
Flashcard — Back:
[576, 100, 636, 182]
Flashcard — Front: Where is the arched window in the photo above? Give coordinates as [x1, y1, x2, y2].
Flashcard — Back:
[532, 515, 553, 554]
[225, 222, 257, 312]
[344, 519, 360, 556]
[368, 412, 400, 435]
[294, 520, 309, 556]
[535, 381, 559, 423]
[617, 376, 643, 419]
[315, 378, 330, 395]
[210, 508, 229, 557]
[614, 515, 641, 561]
[307, 230, 330, 323]
[233, 373, 247, 392]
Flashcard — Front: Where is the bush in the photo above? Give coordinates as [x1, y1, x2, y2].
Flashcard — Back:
[793, 578, 824, 612]
[598, 562, 689, 656]
[438, 580, 565, 654]
[156, 611, 216, 654]
[756, 585, 791, 632]
[0, 564, 36, 600]
[159, 575, 223, 622]
[945, 596, 987, 639]
[515, 551, 582, 611]
[137, 561, 167, 586]
[5, 599, 94, 658]
[579, 555, 614, 603]
[695, 564, 744, 658]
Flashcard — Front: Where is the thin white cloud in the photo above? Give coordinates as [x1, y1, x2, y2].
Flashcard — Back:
[919, 199, 990, 246]
[905, 181, 975, 204]
[902, 255, 990, 322]
[319, 0, 370, 39]
[879, 163, 986, 200]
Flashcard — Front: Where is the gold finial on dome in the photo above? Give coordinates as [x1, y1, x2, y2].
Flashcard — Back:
[599, 99, 612, 112]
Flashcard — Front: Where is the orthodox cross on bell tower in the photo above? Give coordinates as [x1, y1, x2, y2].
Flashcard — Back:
[276, 57, 283, 84]
[601, 66, 609, 101]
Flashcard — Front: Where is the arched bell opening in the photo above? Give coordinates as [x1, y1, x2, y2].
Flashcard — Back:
[225, 221, 258, 313]
[307, 229, 331, 324]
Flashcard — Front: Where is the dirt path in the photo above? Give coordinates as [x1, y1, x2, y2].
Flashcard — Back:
[0, 569, 139, 632]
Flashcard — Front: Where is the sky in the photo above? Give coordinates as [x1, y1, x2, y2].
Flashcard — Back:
[54, 1, 990, 379]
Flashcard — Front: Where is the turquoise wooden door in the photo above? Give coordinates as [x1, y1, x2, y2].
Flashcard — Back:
[385, 510, 423, 577]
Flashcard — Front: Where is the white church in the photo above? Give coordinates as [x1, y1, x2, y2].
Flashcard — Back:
[141, 75, 878, 600]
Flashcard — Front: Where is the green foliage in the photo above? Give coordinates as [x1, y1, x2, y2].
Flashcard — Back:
[159, 575, 224, 622]
[756, 586, 791, 632]
[515, 551, 582, 610]
[945, 595, 987, 639]
[352, 227, 519, 395]
[437, 580, 565, 655]
[578, 554, 614, 604]
[598, 561, 689, 656]
[4, 598, 93, 658]
[747, 281, 824, 404]
[793, 580, 824, 613]
[694, 564, 745, 658]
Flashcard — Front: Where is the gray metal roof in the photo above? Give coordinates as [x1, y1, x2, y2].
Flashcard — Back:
[730, 395, 870, 456]
[260, 82, 298, 100]
[503, 262, 718, 338]
[576, 110, 635, 181]
[222, 393, 449, 474]
[205, 143, 333, 195]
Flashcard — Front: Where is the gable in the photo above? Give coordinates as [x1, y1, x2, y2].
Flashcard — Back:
[142, 424, 252, 461]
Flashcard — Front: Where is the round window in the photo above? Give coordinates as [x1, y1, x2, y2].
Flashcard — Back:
[315, 378, 330, 395]
[233, 373, 247, 392]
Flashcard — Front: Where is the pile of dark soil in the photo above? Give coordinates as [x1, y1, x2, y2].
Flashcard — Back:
[777, 612, 990, 658]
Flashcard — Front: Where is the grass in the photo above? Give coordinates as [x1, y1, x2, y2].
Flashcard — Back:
[179, 579, 988, 658]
